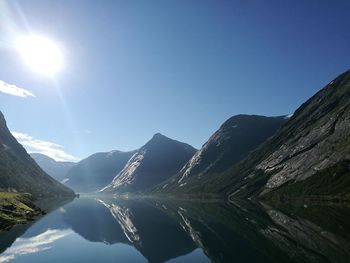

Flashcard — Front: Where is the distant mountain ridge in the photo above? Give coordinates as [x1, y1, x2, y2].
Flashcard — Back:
[0, 111, 74, 198]
[30, 153, 75, 181]
[65, 150, 135, 192]
[101, 133, 196, 194]
[158, 114, 288, 192]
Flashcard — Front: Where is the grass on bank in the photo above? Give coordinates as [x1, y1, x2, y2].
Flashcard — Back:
[0, 192, 41, 230]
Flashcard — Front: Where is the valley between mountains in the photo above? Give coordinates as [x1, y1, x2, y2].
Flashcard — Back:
[1, 69, 350, 231]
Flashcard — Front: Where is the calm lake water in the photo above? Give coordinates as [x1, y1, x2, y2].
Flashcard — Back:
[0, 197, 349, 263]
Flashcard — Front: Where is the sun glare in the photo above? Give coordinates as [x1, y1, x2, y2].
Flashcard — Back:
[16, 35, 64, 76]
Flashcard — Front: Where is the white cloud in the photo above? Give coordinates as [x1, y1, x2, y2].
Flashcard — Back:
[0, 80, 35, 98]
[11, 131, 79, 162]
[0, 229, 70, 262]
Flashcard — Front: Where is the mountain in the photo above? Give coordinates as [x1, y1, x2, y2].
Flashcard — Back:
[62, 199, 196, 263]
[158, 115, 288, 192]
[153, 199, 350, 263]
[65, 150, 135, 192]
[30, 153, 75, 181]
[0, 111, 74, 198]
[101, 133, 196, 194]
[164, 70, 350, 200]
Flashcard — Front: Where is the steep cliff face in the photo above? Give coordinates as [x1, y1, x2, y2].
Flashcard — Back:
[101, 133, 196, 194]
[158, 115, 287, 192]
[0, 111, 74, 198]
[229, 70, 350, 199]
[216, 70, 350, 199]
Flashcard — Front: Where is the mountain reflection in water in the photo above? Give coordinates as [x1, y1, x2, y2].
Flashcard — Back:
[0, 197, 349, 263]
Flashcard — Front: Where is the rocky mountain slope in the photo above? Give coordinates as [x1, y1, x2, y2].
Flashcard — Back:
[65, 150, 135, 192]
[101, 133, 196, 194]
[30, 153, 75, 181]
[163, 70, 350, 200]
[158, 115, 287, 192]
[0, 111, 74, 198]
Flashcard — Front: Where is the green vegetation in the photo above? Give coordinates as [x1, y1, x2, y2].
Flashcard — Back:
[264, 160, 350, 202]
[0, 192, 42, 230]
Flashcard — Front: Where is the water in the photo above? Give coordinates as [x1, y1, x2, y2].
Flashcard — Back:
[0, 197, 349, 263]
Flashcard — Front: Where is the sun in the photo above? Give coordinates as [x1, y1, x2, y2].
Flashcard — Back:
[16, 35, 64, 76]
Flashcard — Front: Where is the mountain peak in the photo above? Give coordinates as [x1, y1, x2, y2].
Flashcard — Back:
[148, 133, 173, 144]
[146, 133, 196, 152]
[221, 114, 286, 130]
[152, 132, 166, 139]
[102, 133, 196, 194]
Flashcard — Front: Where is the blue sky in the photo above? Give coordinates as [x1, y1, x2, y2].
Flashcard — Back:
[0, 0, 349, 161]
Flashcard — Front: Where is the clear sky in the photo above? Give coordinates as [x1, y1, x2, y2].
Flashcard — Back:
[0, 0, 349, 161]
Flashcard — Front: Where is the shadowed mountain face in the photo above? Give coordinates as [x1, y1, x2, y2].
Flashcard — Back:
[162, 70, 350, 200]
[157, 115, 287, 192]
[102, 133, 196, 194]
[30, 153, 75, 181]
[160, 200, 350, 263]
[0, 111, 74, 198]
[59, 198, 197, 263]
[64, 150, 135, 192]
[2, 198, 349, 263]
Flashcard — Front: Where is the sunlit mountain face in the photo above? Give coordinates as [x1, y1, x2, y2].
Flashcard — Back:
[101, 133, 197, 194]
[1, 197, 349, 263]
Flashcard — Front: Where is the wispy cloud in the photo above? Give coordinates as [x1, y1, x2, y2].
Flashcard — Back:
[0, 80, 35, 98]
[0, 229, 70, 262]
[11, 131, 79, 162]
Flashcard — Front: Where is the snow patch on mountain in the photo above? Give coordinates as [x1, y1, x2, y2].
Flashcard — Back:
[284, 113, 294, 119]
